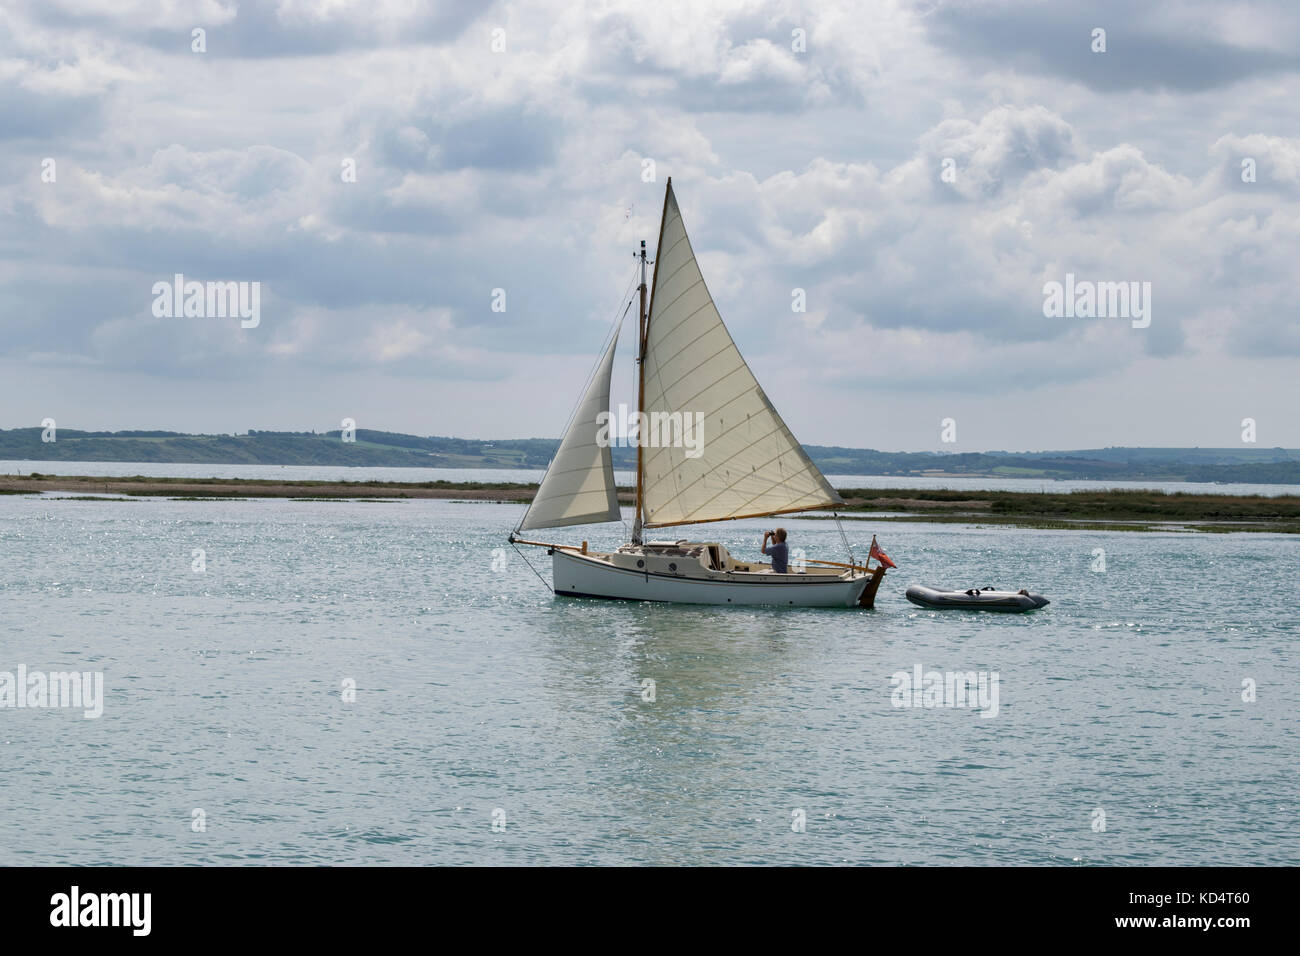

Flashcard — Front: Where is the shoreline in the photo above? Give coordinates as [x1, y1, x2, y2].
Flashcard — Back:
[4, 474, 1298, 532]
[0, 473, 547, 501]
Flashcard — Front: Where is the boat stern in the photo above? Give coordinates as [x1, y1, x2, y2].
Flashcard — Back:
[856, 564, 888, 608]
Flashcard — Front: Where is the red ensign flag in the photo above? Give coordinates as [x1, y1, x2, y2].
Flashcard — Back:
[869, 536, 897, 569]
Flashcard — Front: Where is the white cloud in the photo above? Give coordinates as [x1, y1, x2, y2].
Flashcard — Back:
[0, 0, 1298, 448]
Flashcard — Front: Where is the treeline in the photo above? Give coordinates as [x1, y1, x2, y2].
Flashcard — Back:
[1, 427, 1299, 483]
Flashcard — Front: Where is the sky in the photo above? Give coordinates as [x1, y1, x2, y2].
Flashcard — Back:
[1, 0, 1298, 452]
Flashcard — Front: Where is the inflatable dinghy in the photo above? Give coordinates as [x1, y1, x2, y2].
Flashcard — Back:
[906, 585, 1049, 613]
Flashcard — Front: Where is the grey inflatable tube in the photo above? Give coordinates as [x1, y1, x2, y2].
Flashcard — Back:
[905, 585, 1050, 612]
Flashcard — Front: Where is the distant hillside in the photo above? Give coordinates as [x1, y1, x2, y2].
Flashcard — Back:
[0, 428, 566, 469]
[2, 427, 1299, 484]
[805, 445, 1300, 483]
[1009, 447, 1300, 465]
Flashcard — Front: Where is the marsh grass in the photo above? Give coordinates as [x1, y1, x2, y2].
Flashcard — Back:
[8, 476, 1298, 532]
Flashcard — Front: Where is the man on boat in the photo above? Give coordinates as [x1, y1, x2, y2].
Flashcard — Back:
[762, 528, 789, 573]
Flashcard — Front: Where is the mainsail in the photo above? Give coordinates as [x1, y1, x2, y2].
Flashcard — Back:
[639, 182, 842, 528]
[517, 329, 622, 531]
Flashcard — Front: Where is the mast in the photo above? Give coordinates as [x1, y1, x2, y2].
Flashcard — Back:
[631, 238, 648, 545]
[632, 177, 672, 546]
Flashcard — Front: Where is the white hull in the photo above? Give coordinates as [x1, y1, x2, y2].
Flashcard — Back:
[551, 547, 878, 607]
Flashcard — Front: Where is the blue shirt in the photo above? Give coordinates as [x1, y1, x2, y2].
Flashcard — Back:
[768, 541, 789, 573]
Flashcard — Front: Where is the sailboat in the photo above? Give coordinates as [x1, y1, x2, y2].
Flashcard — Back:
[509, 179, 888, 607]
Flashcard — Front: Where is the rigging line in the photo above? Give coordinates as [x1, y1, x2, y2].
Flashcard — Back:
[834, 511, 857, 568]
[514, 263, 639, 534]
[510, 539, 555, 594]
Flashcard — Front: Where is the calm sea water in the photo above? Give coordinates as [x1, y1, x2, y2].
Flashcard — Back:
[0, 492, 1295, 865]
[3, 459, 1297, 497]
